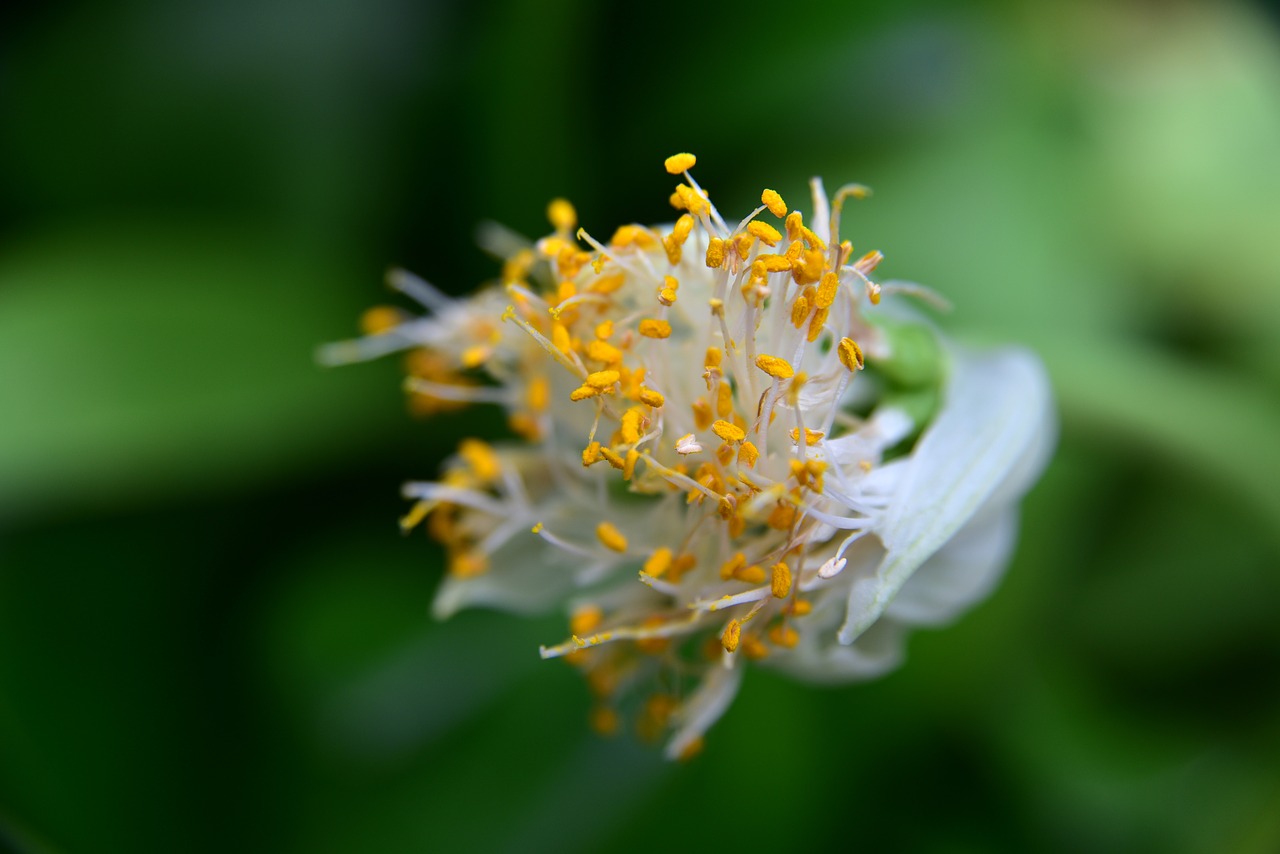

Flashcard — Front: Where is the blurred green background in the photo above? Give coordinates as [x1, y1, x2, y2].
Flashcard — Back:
[3, 0, 1280, 851]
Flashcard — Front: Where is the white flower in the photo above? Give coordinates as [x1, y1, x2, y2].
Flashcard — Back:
[322, 153, 1054, 758]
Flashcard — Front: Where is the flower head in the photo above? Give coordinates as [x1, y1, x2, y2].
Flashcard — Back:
[322, 153, 1053, 758]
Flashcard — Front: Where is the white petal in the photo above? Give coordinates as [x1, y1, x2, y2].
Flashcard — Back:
[839, 345, 1053, 644]
[883, 505, 1019, 626]
[664, 663, 743, 760]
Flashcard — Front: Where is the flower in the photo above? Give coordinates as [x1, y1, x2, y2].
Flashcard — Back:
[322, 153, 1054, 759]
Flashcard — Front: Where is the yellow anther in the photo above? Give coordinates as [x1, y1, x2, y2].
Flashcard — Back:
[785, 210, 804, 242]
[768, 624, 799, 648]
[597, 446, 624, 470]
[460, 345, 488, 368]
[674, 184, 709, 215]
[638, 388, 666, 408]
[715, 381, 733, 417]
[670, 553, 697, 582]
[359, 305, 404, 335]
[771, 563, 792, 598]
[807, 307, 829, 342]
[643, 547, 673, 578]
[767, 501, 797, 530]
[721, 620, 742, 653]
[638, 318, 672, 339]
[399, 499, 432, 533]
[715, 442, 735, 466]
[837, 337, 864, 371]
[719, 552, 747, 581]
[547, 198, 577, 232]
[591, 273, 626, 294]
[788, 427, 825, 445]
[458, 438, 501, 482]
[761, 188, 787, 218]
[531, 522, 544, 534]
[734, 233, 755, 260]
[801, 226, 826, 250]
[705, 237, 727, 268]
[742, 635, 769, 660]
[692, 398, 713, 430]
[590, 705, 620, 737]
[595, 320, 614, 340]
[734, 564, 764, 584]
[704, 347, 723, 370]
[753, 255, 792, 274]
[662, 235, 683, 266]
[747, 220, 782, 247]
[501, 249, 535, 284]
[786, 598, 813, 616]
[816, 272, 839, 309]
[591, 254, 610, 274]
[738, 441, 760, 468]
[711, 419, 745, 443]
[784, 240, 804, 263]
[672, 213, 694, 243]
[620, 407, 645, 444]
[582, 441, 603, 466]
[854, 249, 884, 274]
[551, 321, 572, 355]
[596, 521, 628, 553]
[664, 152, 697, 174]
[570, 385, 602, 402]
[585, 370, 620, 389]
[586, 339, 622, 364]
[623, 448, 639, 480]
[793, 249, 825, 285]
[658, 274, 678, 305]
[571, 605, 604, 636]
[755, 353, 795, 380]
[791, 294, 810, 328]
[708, 298, 725, 316]
[449, 551, 489, 579]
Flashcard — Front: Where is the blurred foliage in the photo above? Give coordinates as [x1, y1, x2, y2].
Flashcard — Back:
[2, 0, 1279, 852]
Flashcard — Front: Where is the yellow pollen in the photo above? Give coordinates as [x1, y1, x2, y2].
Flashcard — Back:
[531, 522, 544, 534]
[595, 320, 614, 339]
[600, 446, 625, 469]
[672, 214, 694, 244]
[738, 441, 760, 468]
[623, 448, 639, 480]
[715, 382, 733, 417]
[664, 152, 697, 174]
[753, 255, 792, 274]
[359, 305, 403, 335]
[527, 375, 550, 411]
[547, 198, 577, 232]
[722, 620, 742, 653]
[789, 427, 826, 445]
[771, 563, 792, 598]
[761, 188, 787, 218]
[551, 322, 572, 355]
[742, 635, 769, 660]
[705, 237, 727, 268]
[596, 522, 628, 552]
[674, 184, 709, 215]
[719, 552, 746, 581]
[747, 220, 782, 247]
[734, 233, 755, 260]
[638, 318, 672, 339]
[755, 353, 795, 380]
[807, 307, 829, 342]
[591, 273, 626, 294]
[837, 337, 865, 371]
[692, 398, 713, 430]
[711, 419, 745, 443]
[620, 408, 644, 444]
[769, 624, 799, 648]
[458, 438, 501, 482]
[586, 339, 622, 364]
[570, 385, 602, 402]
[638, 388, 665, 408]
[791, 295, 810, 328]
[784, 211, 804, 242]
[585, 370, 620, 389]
[571, 605, 604, 636]
[643, 547, 673, 578]
[736, 564, 766, 584]
[816, 272, 839, 309]
[582, 441, 603, 466]
[704, 346, 723, 370]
